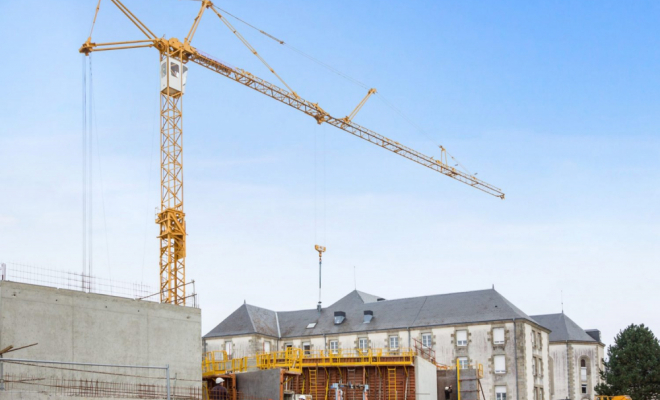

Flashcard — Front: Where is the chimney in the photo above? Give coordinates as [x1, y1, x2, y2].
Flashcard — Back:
[585, 329, 601, 342]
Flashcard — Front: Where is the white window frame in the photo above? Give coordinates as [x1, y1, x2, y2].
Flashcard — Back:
[531, 330, 536, 348]
[329, 340, 339, 354]
[358, 338, 369, 352]
[456, 330, 468, 347]
[494, 355, 506, 374]
[532, 357, 537, 376]
[581, 384, 588, 394]
[422, 333, 433, 348]
[495, 386, 507, 400]
[389, 336, 399, 350]
[263, 341, 271, 353]
[493, 328, 505, 345]
[225, 341, 233, 358]
[303, 342, 311, 356]
[457, 357, 468, 369]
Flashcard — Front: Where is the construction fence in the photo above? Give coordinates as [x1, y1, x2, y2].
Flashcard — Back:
[0, 262, 198, 307]
[0, 358, 201, 400]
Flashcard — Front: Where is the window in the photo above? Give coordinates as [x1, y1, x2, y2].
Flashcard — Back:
[494, 355, 506, 374]
[457, 357, 468, 369]
[422, 333, 433, 348]
[307, 322, 317, 329]
[495, 387, 507, 400]
[330, 340, 339, 354]
[532, 357, 537, 376]
[531, 330, 536, 348]
[538, 332, 543, 349]
[303, 342, 311, 356]
[533, 388, 538, 400]
[225, 342, 233, 358]
[493, 328, 505, 344]
[358, 338, 369, 352]
[581, 359, 588, 381]
[389, 336, 399, 350]
[540, 388, 544, 400]
[264, 341, 271, 353]
[456, 330, 468, 346]
[285, 343, 293, 350]
[581, 384, 587, 394]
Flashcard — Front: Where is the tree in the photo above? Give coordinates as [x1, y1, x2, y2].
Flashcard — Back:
[596, 324, 660, 400]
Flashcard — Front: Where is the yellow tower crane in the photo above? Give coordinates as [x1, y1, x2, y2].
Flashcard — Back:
[80, 0, 505, 306]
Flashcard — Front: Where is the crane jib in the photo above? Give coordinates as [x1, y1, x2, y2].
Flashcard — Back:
[188, 51, 505, 199]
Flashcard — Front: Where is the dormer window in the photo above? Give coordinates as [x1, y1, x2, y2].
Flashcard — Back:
[363, 310, 373, 324]
[306, 322, 317, 329]
[334, 311, 346, 325]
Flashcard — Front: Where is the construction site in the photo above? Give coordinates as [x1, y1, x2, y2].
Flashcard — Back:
[1, 1, 652, 400]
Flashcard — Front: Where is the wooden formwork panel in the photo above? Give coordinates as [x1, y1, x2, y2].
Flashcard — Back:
[288, 366, 416, 400]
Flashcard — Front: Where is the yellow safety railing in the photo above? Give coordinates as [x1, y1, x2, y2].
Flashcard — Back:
[202, 347, 416, 377]
[456, 359, 485, 400]
[297, 347, 415, 367]
[256, 347, 304, 373]
[202, 351, 249, 376]
[595, 396, 631, 400]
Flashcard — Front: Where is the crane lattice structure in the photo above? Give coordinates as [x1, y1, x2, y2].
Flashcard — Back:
[80, 0, 505, 306]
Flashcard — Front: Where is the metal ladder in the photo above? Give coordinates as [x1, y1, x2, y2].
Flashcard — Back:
[388, 367, 398, 400]
[309, 369, 318, 400]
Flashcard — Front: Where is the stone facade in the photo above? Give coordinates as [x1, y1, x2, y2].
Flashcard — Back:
[530, 314, 604, 400]
[204, 289, 554, 400]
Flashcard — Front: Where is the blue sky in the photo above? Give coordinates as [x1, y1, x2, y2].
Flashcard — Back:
[0, 0, 658, 346]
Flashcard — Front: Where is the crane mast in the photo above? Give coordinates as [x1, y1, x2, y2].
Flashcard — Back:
[79, 0, 504, 306]
[158, 50, 186, 305]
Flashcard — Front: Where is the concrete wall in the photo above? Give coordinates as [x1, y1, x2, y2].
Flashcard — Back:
[235, 368, 283, 400]
[415, 357, 438, 400]
[0, 281, 201, 385]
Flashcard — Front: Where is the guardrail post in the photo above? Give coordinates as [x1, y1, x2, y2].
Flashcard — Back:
[0, 355, 4, 391]
[166, 364, 171, 400]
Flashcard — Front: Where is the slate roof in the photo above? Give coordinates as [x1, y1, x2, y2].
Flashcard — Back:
[204, 289, 542, 339]
[530, 313, 597, 343]
[204, 304, 279, 338]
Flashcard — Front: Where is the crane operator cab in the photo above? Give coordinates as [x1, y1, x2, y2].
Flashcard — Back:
[160, 57, 188, 95]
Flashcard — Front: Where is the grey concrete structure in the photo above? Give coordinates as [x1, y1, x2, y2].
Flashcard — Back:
[0, 281, 202, 391]
[235, 368, 284, 400]
[530, 314, 604, 400]
[416, 356, 439, 400]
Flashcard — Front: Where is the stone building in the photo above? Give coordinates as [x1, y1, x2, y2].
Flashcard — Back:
[204, 289, 552, 400]
[531, 313, 605, 400]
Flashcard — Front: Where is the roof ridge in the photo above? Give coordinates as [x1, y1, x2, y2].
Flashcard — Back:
[372, 288, 496, 304]
[244, 304, 257, 333]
